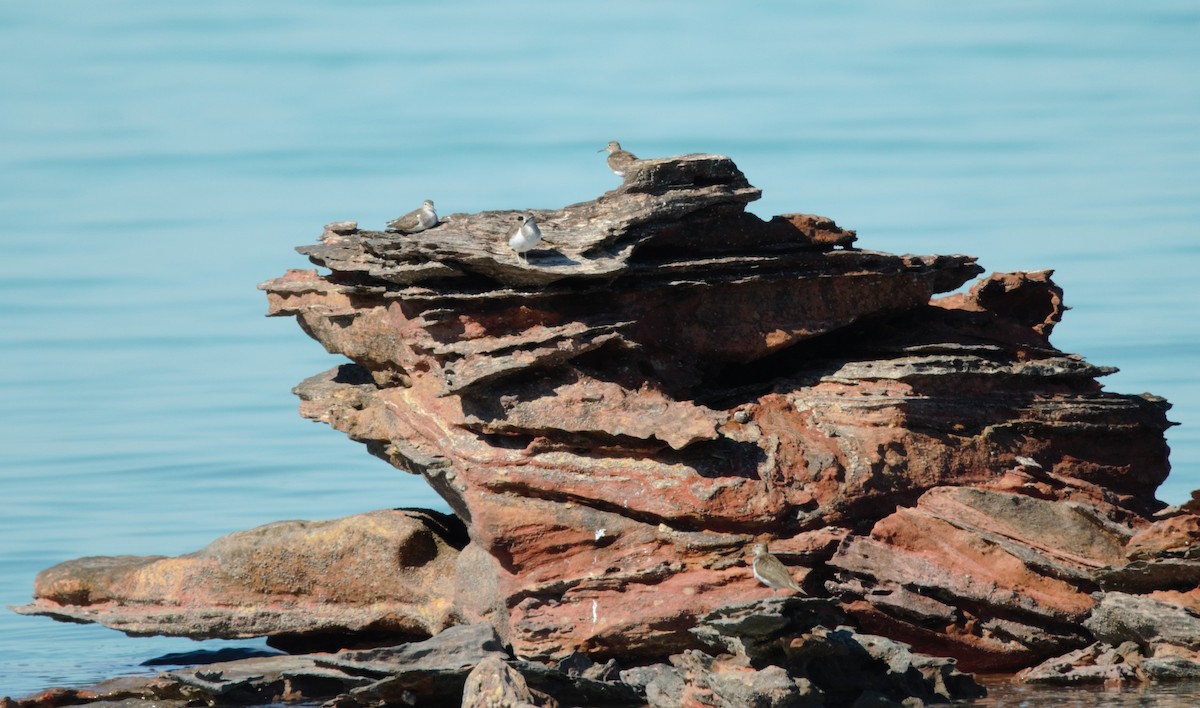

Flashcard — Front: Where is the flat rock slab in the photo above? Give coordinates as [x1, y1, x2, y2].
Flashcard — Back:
[319, 623, 506, 676]
[166, 654, 371, 699]
[304, 154, 766, 288]
[13, 509, 467, 642]
[1085, 592, 1200, 651]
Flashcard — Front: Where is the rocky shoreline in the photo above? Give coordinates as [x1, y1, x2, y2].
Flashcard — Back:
[9, 153, 1200, 706]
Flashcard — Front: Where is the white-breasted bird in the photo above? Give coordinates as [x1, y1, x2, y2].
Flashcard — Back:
[1015, 455, 1043, 470]
[508, 213, 542, 263]
[599, 141, 638, 177]
[752, 542, 804, 593]
[387, 199, 439, 233]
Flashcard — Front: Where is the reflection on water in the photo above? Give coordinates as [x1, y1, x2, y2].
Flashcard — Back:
[977, 675, 1200, 707]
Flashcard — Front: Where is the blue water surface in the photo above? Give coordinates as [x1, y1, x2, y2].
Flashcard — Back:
[2, 0, 1198, 698]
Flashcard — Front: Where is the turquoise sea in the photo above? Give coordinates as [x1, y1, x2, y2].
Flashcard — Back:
[2, 1, 1198, 700]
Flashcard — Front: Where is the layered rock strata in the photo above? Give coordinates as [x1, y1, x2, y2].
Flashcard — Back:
[258, 153, 1174, 668]
[15, 509, 467, 649]
[0, 608, 984, 706]
[13, 153, 1193, 702]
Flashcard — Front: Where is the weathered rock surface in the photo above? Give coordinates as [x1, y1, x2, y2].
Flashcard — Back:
[631, 598, 984, 707]
[653, 650, 821, 708]
[14, 509, 469, 647]
[689, 597, 841, 668]
[318, 623, 517, 705]
[255, 153, 1173, 669]
[1, 608, 982, 707]
[12, 151, 1194, 702]
[461, 655, 548, 708]
[1017, 592, 1200, 686]
[827, 486, 1119, 669]
[1018, 590, 1200, 685]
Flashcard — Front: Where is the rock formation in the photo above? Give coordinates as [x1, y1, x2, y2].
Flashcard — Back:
[11, 152, 1198, 704]
[15, 509, 466, 648]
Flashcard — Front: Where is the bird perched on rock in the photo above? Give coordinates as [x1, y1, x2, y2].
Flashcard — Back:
[1014, 455, 1042, 470]
[752, 542, 804, 593]
[508, 213, 542, 263]
[599, 141, 638, 177]
[386, 199, 439, 233]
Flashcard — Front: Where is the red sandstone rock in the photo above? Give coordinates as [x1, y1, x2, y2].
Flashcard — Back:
[252, 157, 1173, 666]
[771, 213, 857, 248]
[935, 269, 1066, 336]
[1127, 513, 1200, 555]
[828, 486, 1124, 670]
[19, 153, 1190, 693]
[259, 156, 1174, 665]
[15, 509, 466, 644]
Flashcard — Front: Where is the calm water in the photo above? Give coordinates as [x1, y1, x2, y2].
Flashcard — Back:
[2, 0, 1198, 699]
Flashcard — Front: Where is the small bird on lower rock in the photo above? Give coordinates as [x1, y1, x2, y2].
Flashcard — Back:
[599, 141, 638, 177]
[508, 213, 542, 263]
[1014, 455, 1043, 470]
[752, 542, 804, 593]
[386, 199, 439, 233]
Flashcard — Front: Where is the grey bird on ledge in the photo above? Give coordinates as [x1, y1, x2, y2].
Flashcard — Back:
[599, 141, 639, 177]
[752, 542, 804, 593]
[387, 199, 440, 234]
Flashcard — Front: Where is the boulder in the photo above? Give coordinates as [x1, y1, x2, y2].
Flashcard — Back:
[461, 655, 547, 708]
[14, 509, 468, 647]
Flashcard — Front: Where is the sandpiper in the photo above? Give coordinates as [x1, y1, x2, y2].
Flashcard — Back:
[599, 141, 638, 177]
[508, 213, 542, 263]
[386, 199, 439, 233]
[752, 542, 804, 593]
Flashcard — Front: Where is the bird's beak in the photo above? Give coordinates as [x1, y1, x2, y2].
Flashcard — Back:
[596, 146, 605, 152]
